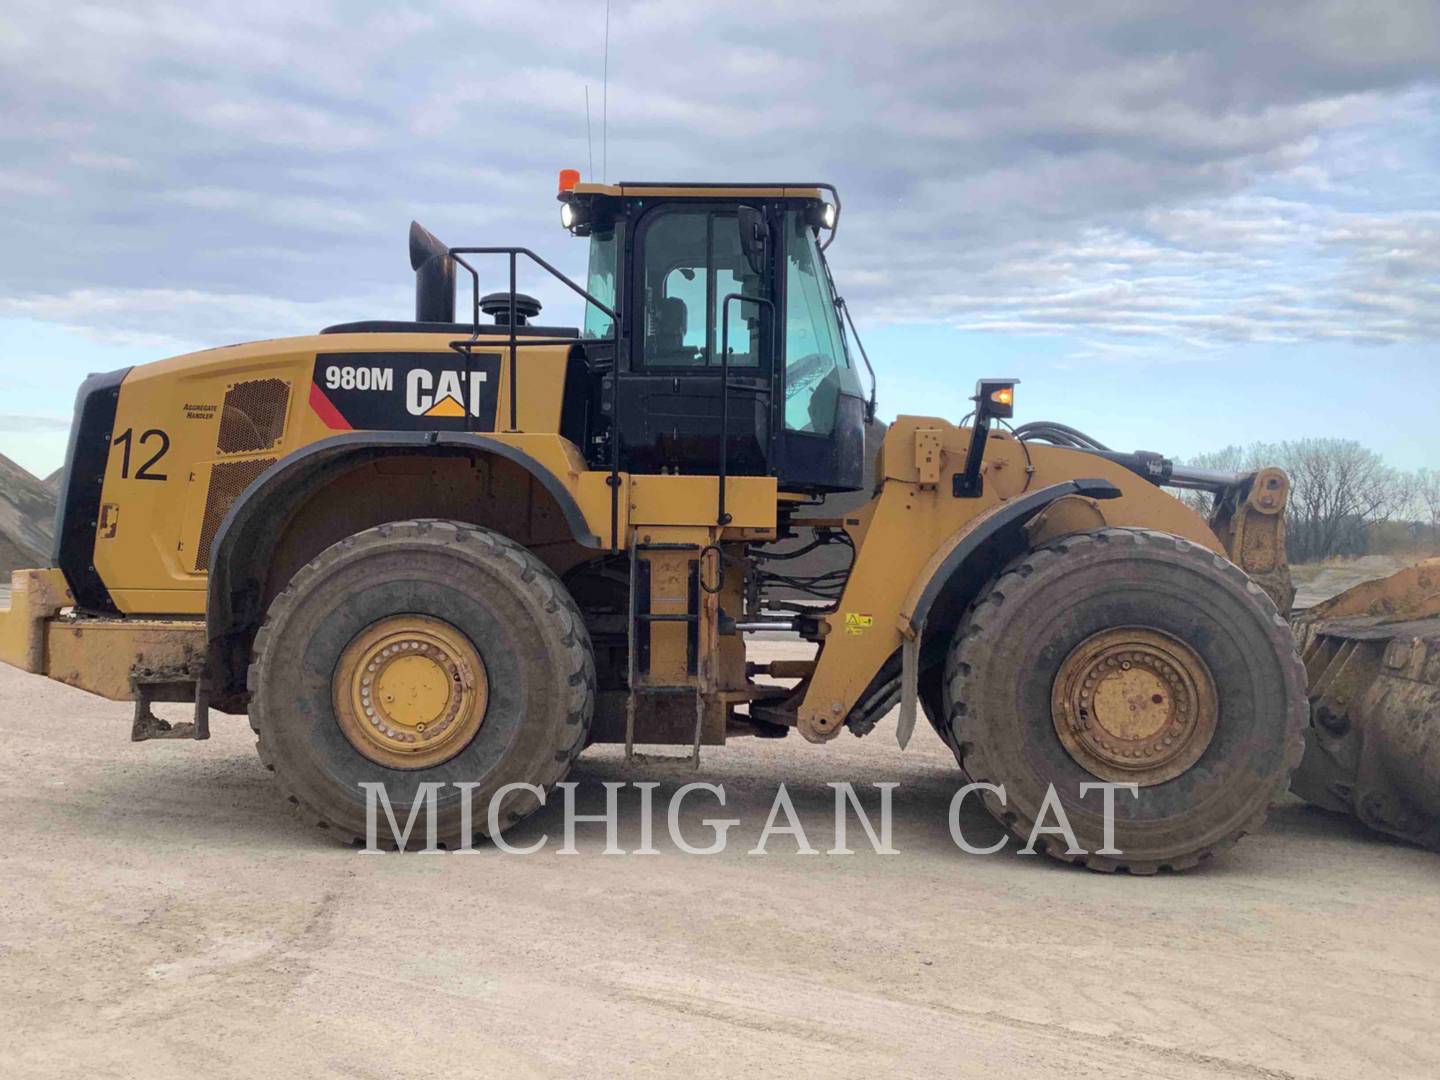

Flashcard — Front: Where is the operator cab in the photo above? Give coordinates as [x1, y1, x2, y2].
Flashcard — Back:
[561, 178, 872, 494]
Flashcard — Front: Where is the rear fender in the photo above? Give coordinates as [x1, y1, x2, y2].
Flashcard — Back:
[204, 431, 602, 706]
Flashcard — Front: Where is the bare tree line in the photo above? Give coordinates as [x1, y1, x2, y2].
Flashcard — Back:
[1184, 440, 1440, 563]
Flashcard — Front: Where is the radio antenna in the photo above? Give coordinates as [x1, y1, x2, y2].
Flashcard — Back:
[585, 85, 594, 179]
[602, 0, 610, 182]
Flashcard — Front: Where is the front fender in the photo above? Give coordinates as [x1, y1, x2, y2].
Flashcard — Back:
[796, 478, 1120, 744]
[898, 478, 1121, 638]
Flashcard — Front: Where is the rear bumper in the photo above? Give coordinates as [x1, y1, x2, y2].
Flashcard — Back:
[0, 568, 72, 674]
[1, 568, 207, 701]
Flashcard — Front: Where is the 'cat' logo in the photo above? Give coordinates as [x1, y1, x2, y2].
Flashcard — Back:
[311, 351, 501, 432]
[406, 369, 489, 418]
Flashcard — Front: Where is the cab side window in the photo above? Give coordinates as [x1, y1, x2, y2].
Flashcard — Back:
[641, 209, 767, 368]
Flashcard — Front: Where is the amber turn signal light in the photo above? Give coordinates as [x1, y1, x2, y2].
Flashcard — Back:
[973, 378, 1018, 421]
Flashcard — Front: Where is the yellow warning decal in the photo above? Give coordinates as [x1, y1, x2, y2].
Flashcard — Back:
[843, 613, 874, 635]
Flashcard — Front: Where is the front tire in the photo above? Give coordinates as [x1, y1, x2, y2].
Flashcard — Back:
[945, 528, 1306, 873]
[249, 519, 594, 847]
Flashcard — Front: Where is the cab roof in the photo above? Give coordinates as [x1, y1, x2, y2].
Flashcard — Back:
[569, 180, 832, 201]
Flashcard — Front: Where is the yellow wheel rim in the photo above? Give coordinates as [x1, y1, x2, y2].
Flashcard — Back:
[1051, 627, 1217, 787]
[333, 616, 489, 770]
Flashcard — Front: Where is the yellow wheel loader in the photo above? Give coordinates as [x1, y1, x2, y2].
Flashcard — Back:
[5, 173, 1415, 870]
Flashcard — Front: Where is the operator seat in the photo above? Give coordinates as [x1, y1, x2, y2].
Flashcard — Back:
[653, 296, 698, 365]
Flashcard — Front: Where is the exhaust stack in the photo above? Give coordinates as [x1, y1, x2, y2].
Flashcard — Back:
[409, 221, 455, 323]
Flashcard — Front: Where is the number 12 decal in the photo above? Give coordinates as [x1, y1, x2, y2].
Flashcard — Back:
[113, 428, 170, 481]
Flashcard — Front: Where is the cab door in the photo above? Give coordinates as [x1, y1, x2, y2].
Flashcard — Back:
[617, 203, 775, 478]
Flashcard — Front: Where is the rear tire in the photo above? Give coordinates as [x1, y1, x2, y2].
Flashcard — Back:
[249, 519, 594, 847]
[944, 528, 1306, 873]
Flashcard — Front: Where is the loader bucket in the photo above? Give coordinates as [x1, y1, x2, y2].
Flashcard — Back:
[1290, 558, 1440, 850]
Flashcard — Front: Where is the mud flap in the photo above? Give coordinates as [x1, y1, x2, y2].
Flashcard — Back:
[896, 623, 923, 749]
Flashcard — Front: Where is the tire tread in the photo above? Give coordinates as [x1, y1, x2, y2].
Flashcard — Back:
[946, 527, 1307, 874]
[249, 519, 595, 847]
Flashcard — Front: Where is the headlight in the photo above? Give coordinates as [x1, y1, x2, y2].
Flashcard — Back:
[820, 202, 836, 229]
[560, 203, 576, 229]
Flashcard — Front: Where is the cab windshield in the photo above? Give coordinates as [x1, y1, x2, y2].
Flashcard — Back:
[783, 211, 858, 434]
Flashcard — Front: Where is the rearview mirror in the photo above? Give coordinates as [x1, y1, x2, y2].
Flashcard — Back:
[738, 206, 770, 275]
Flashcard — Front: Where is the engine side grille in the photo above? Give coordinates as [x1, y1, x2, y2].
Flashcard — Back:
[195, 458, 277, 571]
[217, 379, 290, 455]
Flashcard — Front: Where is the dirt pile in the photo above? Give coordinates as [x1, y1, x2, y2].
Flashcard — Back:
[0, 454, 56, 576]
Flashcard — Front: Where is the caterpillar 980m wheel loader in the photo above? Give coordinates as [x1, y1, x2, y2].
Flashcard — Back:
[1, 173, 1338, 870]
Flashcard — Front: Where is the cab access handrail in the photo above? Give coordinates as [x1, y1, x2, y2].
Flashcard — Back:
[445, 246, 619, 432]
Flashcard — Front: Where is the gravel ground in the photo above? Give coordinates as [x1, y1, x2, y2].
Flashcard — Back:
[1, 648, 1437, 1080]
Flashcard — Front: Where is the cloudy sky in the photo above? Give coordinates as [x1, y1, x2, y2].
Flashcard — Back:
[1, 1, 1437, 477]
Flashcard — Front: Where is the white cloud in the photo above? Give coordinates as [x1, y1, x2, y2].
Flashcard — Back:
[0, 414, 72, 432]
[0, 285, 402, 354]
[0, 0, 1433, 353]
[858, 196, 1439, 350]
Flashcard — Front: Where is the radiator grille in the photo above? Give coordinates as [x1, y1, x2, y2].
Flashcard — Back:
[217, 378, 290, 454]
[195, 458, 277, 571]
